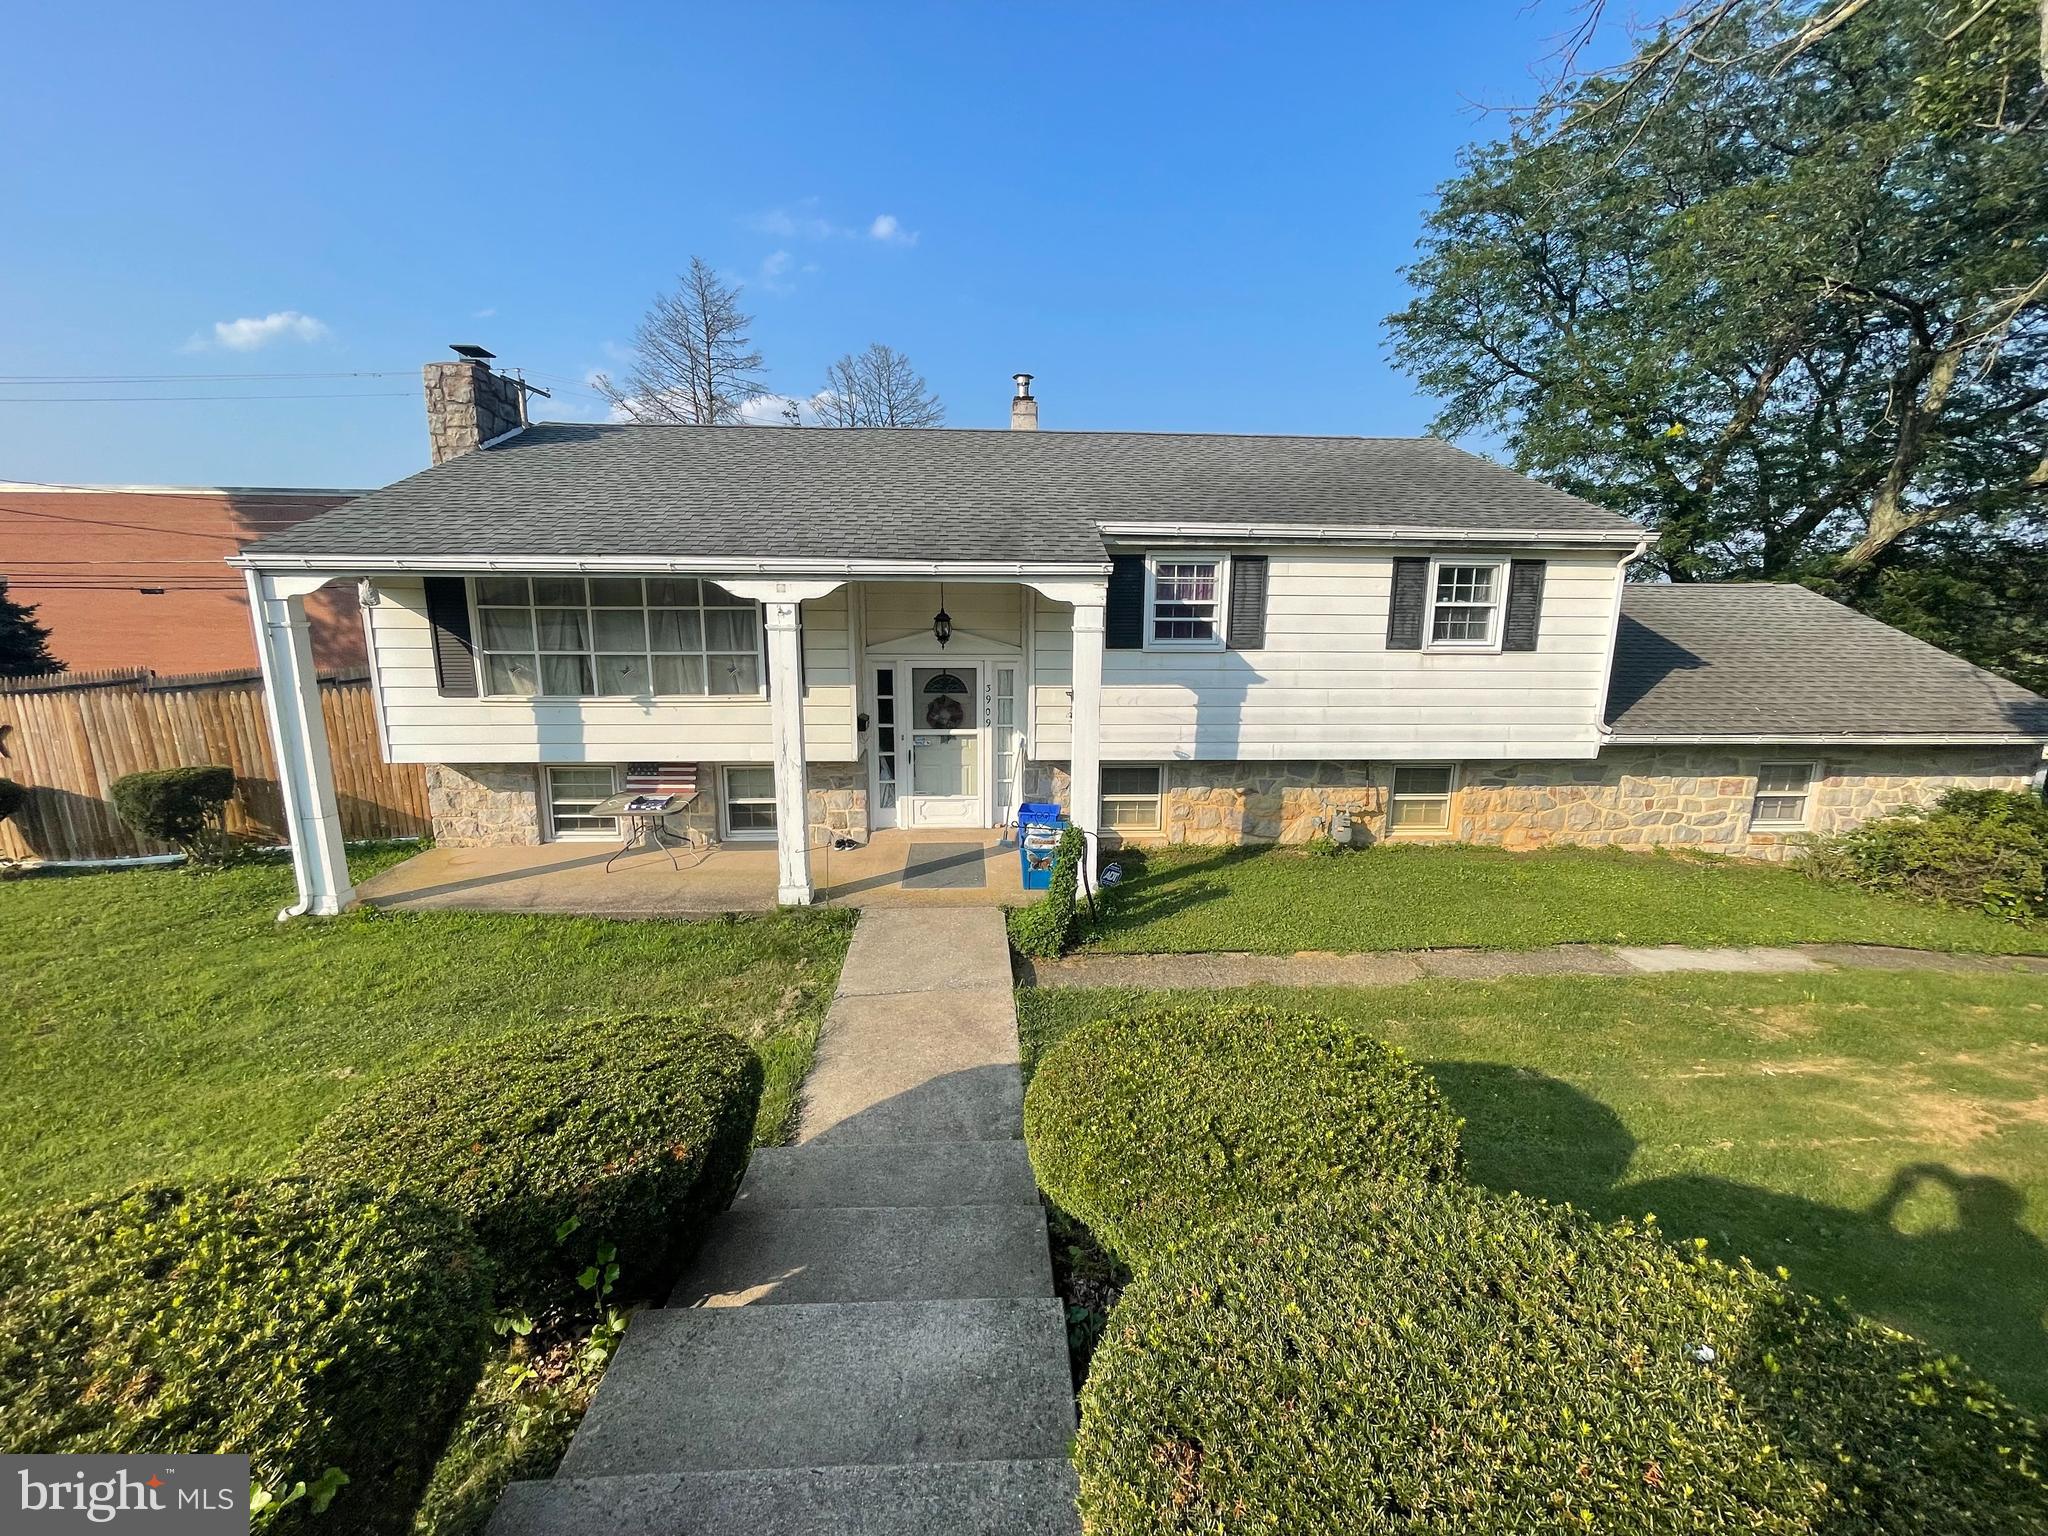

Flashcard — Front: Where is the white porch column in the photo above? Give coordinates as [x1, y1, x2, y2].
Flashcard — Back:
[245, 569, 352, 920]
[1069, 597, 1106, 885]
[762, 599, 811, 904]
[715, 578, 845, 908]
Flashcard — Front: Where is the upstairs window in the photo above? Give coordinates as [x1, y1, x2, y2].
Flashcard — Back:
[1427, 560, 1503, 648]
[472, 576, 762, 699]
[1146, 555, 1229, 649]
[1751, 762, 1816, 830]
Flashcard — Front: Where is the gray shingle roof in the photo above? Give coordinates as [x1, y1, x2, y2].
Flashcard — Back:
[1609, 584, 2048, 740]
[241, 422, 1641, 566]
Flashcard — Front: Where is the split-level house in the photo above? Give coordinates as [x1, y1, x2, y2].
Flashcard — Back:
[233, 356, 2048, 915]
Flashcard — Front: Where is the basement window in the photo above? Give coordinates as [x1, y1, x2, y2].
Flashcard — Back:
[722, 765, 778, 840]
[546, 765, 619, 840]
[1388, 765, 1457, 835]
[1100, 764, 1164, 832]
[1750, 762, 1816, 830]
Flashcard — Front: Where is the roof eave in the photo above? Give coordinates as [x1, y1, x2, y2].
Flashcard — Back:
[1096, 520, 1641, 548]
[1604, 730, 2048, 749]
[229, 551, 1113, 579]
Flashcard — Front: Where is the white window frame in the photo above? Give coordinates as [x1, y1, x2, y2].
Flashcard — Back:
[468, 576, 767, 702]
[1100, 762, 1164, 833]
[721, 764, 778, 841]
[1387, 763, 1459, 837]
[1750, 760, 1819, 831]
[1143, 552, 1231, 652]
[1423, 557, 1506, 653]
[544, 763, 619, 842]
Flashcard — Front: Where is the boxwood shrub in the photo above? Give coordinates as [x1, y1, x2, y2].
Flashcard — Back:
[110, 764, 236, 860]
[1023, 1005, 1461, 1269]
[1803, 786, 2048, 923]
[1079, 1183, 2048, 1534]
[1009, 823, 1086, 958]
[294, 1015, 763, 1318]
[0, 1179, 490, 1534]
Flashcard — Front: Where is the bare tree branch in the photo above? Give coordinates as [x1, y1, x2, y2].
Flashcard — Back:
[814, 343, 945, 427]
[591, 257, 768, 425]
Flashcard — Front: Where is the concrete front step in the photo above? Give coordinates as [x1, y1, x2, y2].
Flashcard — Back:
[675, 1203, 1055, 1307]
[733, 1141, 1040, 1210]
[488, 1459, 1081, 1536]
[800, 991, 1023, 1145]
[558, 1299, 1076, 1478]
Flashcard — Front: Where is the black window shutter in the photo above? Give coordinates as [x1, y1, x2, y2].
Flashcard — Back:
[1386, 557, 1429, 649]
[423, 576, 479, 697]
[1105, 554, 1145, 650]
[1226, 554, 1268, 649]
[1503, 559, 1547, 651]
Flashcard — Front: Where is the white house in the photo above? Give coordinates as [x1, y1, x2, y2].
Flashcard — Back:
[233, 356, 2048, 915]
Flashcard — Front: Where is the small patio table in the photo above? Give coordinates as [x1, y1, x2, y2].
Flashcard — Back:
[590, 791, 694, 872]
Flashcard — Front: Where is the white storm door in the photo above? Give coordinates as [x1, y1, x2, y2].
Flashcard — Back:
[903, 662, 982, 827]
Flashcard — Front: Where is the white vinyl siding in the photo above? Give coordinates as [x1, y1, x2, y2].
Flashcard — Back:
[369, 577, 857, 765]
[1032, 547, 1621, 761]
[1750, 761, 1817, 830]
[1388, 764, 1456, 833]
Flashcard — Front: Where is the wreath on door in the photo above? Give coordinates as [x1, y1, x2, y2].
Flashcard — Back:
[924, 694, 965, 729]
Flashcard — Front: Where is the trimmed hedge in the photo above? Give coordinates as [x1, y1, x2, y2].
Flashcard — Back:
[1804, 787, 2048, 923]
[0, 777, 22, 823]
[111, 764, 236, 859]
[1023, 1006, 1461, 1269]
[1079, 1184, 2048, 1534]
[1009, 823, 1086, 958]
[294, 1015, 763, 1318]
[0, 1180, 490, 1534]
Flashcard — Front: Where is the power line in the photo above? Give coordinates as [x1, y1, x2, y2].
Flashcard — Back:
[0, 370, 414, 383]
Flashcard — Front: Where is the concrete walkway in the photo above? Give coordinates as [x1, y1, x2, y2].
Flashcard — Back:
[491, 909, 1079, 1536]
[1018, 941, 2048, 990]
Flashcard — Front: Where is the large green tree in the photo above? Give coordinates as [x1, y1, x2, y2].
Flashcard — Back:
[1389, 0, 2046, 686]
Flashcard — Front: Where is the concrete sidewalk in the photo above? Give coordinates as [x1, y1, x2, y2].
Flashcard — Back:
[491, 909, 1079, 1536]
[1017, 941, 2048, 990]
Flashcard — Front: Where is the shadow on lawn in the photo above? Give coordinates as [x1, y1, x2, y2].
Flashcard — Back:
[1089, 846, 1257, 936]
[1428, 1061, 2048, 1412]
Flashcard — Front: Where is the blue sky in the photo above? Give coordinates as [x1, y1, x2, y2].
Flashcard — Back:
[0, 3, 1619, 488]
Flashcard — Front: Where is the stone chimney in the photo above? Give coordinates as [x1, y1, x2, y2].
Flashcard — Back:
[423, 345, 527, 464]
[1010, 372, 1038, 431]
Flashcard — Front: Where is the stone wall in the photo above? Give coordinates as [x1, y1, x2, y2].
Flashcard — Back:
[424, 760, 868, 848]
[1021, 747, 2041, 857]
[1455, 746, 2041, 860]
[425, 763, 542, 846]
[805, 761, 869, 846]
[423, 360, 526, 465]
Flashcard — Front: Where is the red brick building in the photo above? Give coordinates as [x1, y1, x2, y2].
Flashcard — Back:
[0, 483, 368, 674]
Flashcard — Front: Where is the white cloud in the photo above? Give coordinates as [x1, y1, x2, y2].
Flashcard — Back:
[869, 213, 918, 246]
[473, 306, 497, 319]
[736, 390, 836, 427]
[745, 198, 846, 240]
[756, 249, 797, 293]
[203, 310, 331, 351]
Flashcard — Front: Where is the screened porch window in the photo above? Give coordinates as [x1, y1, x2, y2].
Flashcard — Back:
[472, 576, 763, 699]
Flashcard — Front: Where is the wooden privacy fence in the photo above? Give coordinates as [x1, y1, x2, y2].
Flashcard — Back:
[0, 666, 430, 862]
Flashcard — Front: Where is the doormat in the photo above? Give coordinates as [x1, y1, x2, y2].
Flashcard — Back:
[900, 841, 989, 890]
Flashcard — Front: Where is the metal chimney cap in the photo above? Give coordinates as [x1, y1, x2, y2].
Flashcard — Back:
[450, 344, 496, 362]
[1011, 372, 1034, 399]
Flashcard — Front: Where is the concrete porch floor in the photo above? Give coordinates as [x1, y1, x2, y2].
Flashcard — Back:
[354, 827, 1029, 916]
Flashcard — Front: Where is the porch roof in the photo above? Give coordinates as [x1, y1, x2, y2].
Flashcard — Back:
[236, 422, 1642, 570]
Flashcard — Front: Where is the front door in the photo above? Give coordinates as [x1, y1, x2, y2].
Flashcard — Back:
[903, 663, 981, 826]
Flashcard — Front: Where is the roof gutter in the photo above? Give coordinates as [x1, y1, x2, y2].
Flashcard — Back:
[229, 553, 1113, 579]
[1096, 520, 1643, 549]
[1603, 732, 2048, 749]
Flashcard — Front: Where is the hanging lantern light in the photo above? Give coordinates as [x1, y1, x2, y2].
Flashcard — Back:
[932, 583, 952, 648]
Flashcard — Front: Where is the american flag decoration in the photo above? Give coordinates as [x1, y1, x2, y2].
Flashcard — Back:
[622, 763, 699, 797]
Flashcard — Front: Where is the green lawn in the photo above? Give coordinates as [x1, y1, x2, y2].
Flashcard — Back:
[1089, 842, 2048, 954]
[1019, 969, 2048, 1412]
[0, 850, 853, 1215]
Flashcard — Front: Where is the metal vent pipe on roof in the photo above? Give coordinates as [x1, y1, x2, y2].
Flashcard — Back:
[1010, 372, 1038, 431]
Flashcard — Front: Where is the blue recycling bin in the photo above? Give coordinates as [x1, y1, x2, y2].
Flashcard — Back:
[1015, 801, 1067, 890]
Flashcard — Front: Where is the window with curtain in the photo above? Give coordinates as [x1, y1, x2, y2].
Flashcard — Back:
[471, 576, 763, 699]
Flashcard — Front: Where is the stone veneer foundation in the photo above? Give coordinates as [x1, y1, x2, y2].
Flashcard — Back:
[426, 761, 869, 848]
[1025, 747, 2040, 858]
